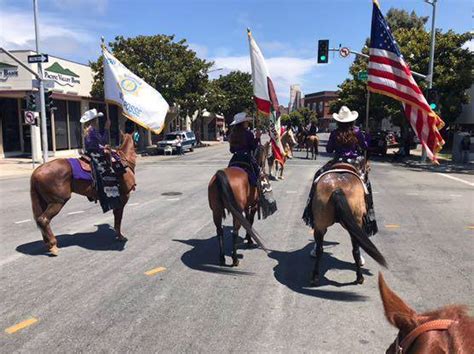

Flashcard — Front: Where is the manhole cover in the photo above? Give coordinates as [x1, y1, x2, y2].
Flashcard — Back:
[161, 192, 183, 196]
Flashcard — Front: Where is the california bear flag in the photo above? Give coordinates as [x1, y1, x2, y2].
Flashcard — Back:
[247, 29, 285, 164]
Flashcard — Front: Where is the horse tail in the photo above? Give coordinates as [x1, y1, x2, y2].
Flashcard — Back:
[331, 189, 387, 267]
[215, 170, 267, 252]
[30, 172, 45, 223]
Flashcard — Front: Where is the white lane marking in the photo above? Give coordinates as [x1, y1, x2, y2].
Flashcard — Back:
[437, 173, 474, 187]
[406, 192, 419, 196]
[373, 191, 380, 194]
[14, 219, 31, 224]
[286, 191, 297, 194]
[449, 194, 462, 197]
[128, 203, 140, 206]
[67, 211, 84, 215]
[166, 198, 180, 201]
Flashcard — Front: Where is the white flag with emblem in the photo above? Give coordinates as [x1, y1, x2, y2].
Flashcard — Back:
[103, 48, 169, 134]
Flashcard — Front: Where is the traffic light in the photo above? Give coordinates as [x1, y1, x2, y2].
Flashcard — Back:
[44, 90, 55, 112]
[426, 88, 439, 110]
[27, 93, 37, 111]
[317, 39, 329, 64]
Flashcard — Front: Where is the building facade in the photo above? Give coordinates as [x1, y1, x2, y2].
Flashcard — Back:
[0, 50, 129, 158]
[303, 90, 338, 130]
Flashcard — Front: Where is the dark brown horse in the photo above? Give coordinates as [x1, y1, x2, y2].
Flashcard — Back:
[208, 146, 268, 267]
[305, 135, 319, 160]
[310, 164, 386, 285]
[30, 133, 137, 256]
[379, 272, 474, 353]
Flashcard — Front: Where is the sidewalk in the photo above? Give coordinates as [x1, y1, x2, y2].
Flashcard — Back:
[386, 146, 474, 174]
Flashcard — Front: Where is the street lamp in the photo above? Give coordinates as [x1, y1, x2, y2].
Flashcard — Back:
[421, 0, 437, 163]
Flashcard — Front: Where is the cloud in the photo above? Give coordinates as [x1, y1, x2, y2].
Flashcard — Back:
[0, 5, 99, 62]
[462, 39, 473, 52]
[188, 43, 209, 58]
[212, 55, 318, 102]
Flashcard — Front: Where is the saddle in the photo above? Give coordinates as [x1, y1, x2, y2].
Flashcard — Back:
[315, 162, 369, 194]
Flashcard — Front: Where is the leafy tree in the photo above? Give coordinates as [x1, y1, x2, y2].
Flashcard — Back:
[280, 113, 291, 126]
[210, 71, 254, 123]
[89, 35, 212, 119]
[332, 8, 473, 128]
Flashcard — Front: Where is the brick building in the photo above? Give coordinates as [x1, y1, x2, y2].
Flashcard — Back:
[303, 90, 338, 131]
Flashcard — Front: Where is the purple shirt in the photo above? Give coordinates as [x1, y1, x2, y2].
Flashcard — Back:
[84, 127, 109, 151]
[326, 126, 367, 158]
[230, 129, 258, 154]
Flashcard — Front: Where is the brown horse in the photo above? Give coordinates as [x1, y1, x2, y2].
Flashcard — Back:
[208, 146, 268, 267]
[310, 164, 386, 285]
[305, 135, 319, 160]
[379, 273, 474, 353]
[30, 133, 137, 256]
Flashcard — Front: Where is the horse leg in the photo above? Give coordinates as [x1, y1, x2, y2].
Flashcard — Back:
[213, 212, 225, 266]
[37, 202, 66, 256]
[232, 218, 241, 266]
[351, 236, 364, 284]
[244, 208, 256, 245]
[113, 195, 129, 242]
[311, 228, 326, 286]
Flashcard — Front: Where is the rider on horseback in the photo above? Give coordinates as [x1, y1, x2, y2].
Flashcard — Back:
[303, 105, 378, 236]
[228, 112, 261, 186]
[80, 108, 121, 213]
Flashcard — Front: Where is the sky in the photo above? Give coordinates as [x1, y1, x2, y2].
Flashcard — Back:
[1, 0, 472, 103]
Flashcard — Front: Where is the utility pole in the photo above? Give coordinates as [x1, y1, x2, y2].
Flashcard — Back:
[421, 0, 438, 163]
[33, 0, 49, 163]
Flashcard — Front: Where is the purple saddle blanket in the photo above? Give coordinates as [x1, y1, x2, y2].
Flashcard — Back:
[67, 158, 93, 181]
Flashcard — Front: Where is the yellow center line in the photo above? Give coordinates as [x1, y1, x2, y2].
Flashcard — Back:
[385, 224, 400, 229]
[5, 318, 38, 334]
[144, 267, 166, 276]
[467, 226, 474, 230]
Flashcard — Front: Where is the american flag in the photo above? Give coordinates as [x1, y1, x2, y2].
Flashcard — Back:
[368, 0, 445, 162]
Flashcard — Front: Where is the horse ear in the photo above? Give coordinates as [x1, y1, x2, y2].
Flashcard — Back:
[378, 273, 418, 331]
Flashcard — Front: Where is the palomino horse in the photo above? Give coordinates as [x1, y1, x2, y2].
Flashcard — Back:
[265, 140, 289, 180]
[281, 129, 297, 158]
[30, 133, 137, 256]
[208, 146, 268, 267]
[309, 163, 386, 285]
[305, 135, 319, 160]
[379, 273, 474, 353]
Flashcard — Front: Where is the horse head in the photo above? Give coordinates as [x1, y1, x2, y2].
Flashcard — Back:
[379, 272, 473, 353]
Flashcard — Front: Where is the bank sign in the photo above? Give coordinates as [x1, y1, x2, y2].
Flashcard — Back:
[44, 62, 80, 87]
[0, 62, 19, 82]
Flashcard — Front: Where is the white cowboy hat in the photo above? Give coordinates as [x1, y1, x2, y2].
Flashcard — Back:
[230, 112, 253, 126]
[80, 108, 104, 124]
[332, 106, 359, 123]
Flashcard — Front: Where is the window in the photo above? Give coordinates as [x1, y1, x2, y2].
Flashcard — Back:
[54, 100, 68, 150]
[68, 101, 81, 149]
[319, 101, 324, 112]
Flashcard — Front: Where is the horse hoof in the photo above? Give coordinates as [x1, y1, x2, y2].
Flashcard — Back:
[356, 276, 365, 285]
[49, 246, 59, 257]
[232, 258, 240, 267]
[246, 237, 254, 245]
[116, 235, 128, 243]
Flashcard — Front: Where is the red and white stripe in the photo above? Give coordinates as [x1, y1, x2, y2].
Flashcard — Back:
[368, 48, 445, 161]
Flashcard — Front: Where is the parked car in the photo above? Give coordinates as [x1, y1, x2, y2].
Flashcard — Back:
[368, 130, 398, 156]
[157, 131, 196, 154]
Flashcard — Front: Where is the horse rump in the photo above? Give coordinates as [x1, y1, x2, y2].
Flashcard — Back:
[331, 188, 387, 267]
[214, 170, 267, 252]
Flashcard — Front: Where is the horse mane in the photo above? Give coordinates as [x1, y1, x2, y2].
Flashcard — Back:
[421, 305, 472, 322]
[118, 133, 137, 165]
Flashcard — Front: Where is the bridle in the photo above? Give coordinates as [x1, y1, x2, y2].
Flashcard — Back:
[394, 319, 456, 353]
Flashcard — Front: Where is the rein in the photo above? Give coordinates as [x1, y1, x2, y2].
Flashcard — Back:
[395, 319, 456, 353]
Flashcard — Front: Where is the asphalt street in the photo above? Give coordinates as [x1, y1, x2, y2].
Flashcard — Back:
[1, 139, 473, 353]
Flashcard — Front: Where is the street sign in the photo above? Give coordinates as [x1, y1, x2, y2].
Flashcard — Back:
[28, 54, 49, 64]
[358, 70, 368, 81]
[339, 47, 350, 58]
[24, 111, 39, 125]
[32, 79, 55, 89]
